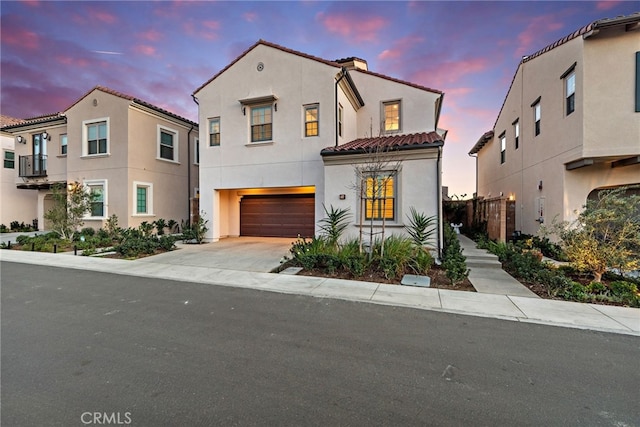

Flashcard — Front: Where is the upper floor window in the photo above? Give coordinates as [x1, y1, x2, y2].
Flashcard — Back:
[338, 104, 343, 137]
[209, 117, 220, 146]
[157, 125, 178, 162]
[364, 172, 396, 221]
[499, 132, 506, 164]
[532, 98, 541, 136]
[4, 150, 15, 169]
[304, 104, 319, 137]
[84, 120, 108, 155]
[565, 71, 575, 116]
[513, 120, 519, 149]
[383, 100, 401, 133]
[60, 134, 67, 156]
[251, 105, 272, 142]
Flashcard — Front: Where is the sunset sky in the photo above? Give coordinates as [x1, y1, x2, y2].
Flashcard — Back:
[1, 1, 637, 197]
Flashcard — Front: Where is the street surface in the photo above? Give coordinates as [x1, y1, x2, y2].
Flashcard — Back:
[2, 262, 639, 426]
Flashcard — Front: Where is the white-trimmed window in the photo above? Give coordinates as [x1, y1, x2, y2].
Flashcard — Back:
[251, 105, 272, 142]
[84, 180, 107, 219]
[82, 118, 109, 156]
[133, 181, 153, 216]
[532, 99, 541, 136]
[209, 117, 220, 146]
[499, 132, 506, 164]
[60, 134, 67, 156]
[157, 125, 179, 162]
[565, 71, 576, 116]
[383, 100, 401, 133]
[4, 150, 15, 169]
[194, 138, 199, 165]
[304, 104, 319, 137]
[338, 104, 343, 137]
[513, 119, 519, 150]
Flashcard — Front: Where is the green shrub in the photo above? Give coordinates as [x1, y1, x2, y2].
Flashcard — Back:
[609, 281, 638, 298]
[410, 248, 434, 275]
[378, 235, 414, 279]
[442, 224, 469, 285]
[80, 227, 95, 237]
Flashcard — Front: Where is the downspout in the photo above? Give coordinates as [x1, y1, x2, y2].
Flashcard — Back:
[334, 67, 347, 147]
[468, 152, 478, 197]
[437, 144, 443, 262]
[189, 94, 199, 225]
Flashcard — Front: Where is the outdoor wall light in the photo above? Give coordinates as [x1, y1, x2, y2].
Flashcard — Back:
[538, 180, 543, 190]
[339, 194, 346, 200]
[42, 131, 50, 140]
[15, 135, 25, 144]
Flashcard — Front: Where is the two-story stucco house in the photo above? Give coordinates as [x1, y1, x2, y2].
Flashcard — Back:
[1, 115, 37, 227]
[193, 40, 446, 253]
[469, 14, 640, 239]
[2, 86, 199, 231]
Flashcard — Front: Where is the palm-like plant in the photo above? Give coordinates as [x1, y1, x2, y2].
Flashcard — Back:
[318, 205, 351, 248]
[405, 207, 436, 248]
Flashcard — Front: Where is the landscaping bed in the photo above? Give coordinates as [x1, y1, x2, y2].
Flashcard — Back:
[296, 263, 475, 292]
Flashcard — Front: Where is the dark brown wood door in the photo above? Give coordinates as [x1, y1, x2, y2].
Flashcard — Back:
[240, 194, 315, 237]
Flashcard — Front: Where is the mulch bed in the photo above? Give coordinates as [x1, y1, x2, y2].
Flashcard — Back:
[296, 264, 476, 292]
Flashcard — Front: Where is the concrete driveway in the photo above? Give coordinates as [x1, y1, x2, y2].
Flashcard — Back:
[136, 236, 294, 272]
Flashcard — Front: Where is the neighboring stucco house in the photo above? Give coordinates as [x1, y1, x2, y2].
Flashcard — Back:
[1, 86, 199, 231]
[1, 115, 37, 227]
[193, 40, 446, 253]
[469, 14, 640, 239]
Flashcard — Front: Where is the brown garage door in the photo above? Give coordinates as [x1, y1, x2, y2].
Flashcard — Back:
[240, 194, 315, 238]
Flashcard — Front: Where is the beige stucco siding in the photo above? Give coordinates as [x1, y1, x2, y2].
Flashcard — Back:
[582, 27, 640, 158]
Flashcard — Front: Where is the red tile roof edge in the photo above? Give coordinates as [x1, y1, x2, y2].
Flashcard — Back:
[1, 112, 65, 130]
[66, 86, 197, 126]
[193, 39, 443, 96]
[321, 131, 444, 156]
[468, 130, 494, 155]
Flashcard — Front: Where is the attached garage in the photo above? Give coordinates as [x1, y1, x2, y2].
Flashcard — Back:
[240, 194, 315, 237]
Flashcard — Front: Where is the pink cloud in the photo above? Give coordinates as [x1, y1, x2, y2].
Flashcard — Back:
[316, 12, 387, 42]
[516, 15, 563, 57]
[87, 8, 118, 24]
[133, 45, 157, 56]
[1, 26, 40, 50]
[410, 57, 490, 88]
[138, 29, 163, 42]
[55, 55, 90, 68]
[596, 0, 622, 10]
[20, 0, 40, 7]
[183, 20, 220, 40]
[243, 12, 257, 22]
[377, 36, 424, 61]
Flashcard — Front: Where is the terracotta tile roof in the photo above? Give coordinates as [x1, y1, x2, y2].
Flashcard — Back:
[0, 115, 24, 127]
[468, 130, 494, 155]
[1, 112, 65, 130]
[193, 39, 443, 96]
[66, 86, 197, 126]
[321, 131, 444, 156]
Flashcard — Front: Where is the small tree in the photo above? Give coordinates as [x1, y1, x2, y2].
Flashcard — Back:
[44, 182, 96, 241]
[544, 186, 640, 282]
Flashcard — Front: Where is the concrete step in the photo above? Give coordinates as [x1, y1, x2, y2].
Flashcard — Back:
[466, 257, 502, 268]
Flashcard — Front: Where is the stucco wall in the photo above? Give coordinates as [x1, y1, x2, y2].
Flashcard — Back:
[0, 133, 37, 226]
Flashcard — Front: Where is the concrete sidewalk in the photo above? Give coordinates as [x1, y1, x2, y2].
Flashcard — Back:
[458, 234, 540, 298]
[1, 248, 638, 336]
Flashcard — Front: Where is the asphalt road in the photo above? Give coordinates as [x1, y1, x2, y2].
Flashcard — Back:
[2, 261, 639, 427]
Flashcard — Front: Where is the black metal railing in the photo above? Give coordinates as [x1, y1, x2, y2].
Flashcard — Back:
[19, 154, 47, 178]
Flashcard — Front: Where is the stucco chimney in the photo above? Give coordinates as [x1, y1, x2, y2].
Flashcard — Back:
[335, 57, 368, 71]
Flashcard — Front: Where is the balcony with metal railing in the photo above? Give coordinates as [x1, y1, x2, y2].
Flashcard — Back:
[19, 154, 47, 178]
